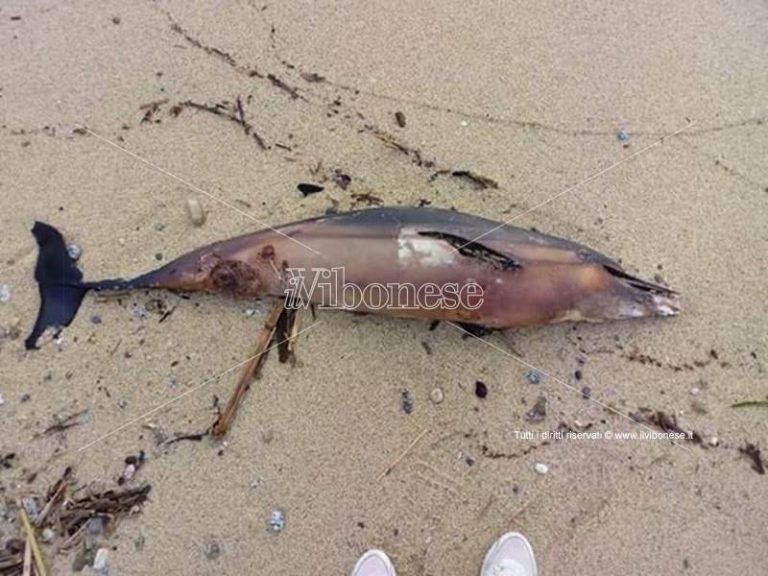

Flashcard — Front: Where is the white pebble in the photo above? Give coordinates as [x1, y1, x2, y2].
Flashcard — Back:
[123, 463, 136, 481]
[93, 547, 109, 571]
[41, 527, 55, 542]
[0, 392, 4, 406]
[690, 387, 700, 396]
[429, 388, 444, 404]
[0, 284, 10, 303]
[186, 198, 206, 226]
[66, 244, 82, 261]
[534, 462, 549, 475]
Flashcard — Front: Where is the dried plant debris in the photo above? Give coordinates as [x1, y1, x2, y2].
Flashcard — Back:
[175, 99, 267, 149]
[428, 169, 498, 189]
[0, 453, 15, 469]
[39, 410, 90, 437]
[632, 408, 703, 444]
[267, 74, 301, 99]
[350, 192, 383, 206]
[731, 400, 768, 409]
[0, 468, 151, 575]
[300, 72, 326, 83]
[738, 443, 765, 475]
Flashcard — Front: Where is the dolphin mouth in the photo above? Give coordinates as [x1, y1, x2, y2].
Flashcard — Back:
[651, 293, 680, 317]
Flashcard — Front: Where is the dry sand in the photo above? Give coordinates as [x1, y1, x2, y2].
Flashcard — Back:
[1, 1, 767, 574]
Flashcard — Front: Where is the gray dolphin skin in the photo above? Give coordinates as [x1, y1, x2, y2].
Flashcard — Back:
[26, 207, 678, 349]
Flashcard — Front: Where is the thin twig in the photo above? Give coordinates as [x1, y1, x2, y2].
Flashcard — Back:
[17, 503, 48, 576]
[22, 540, 31, 576]
[377, 428, 429, 481]
[211, 299, 285, 437]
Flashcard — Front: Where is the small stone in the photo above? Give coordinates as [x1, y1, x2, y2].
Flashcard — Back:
[90, 315, 102, 324]
[123, 463, 136, 481]
[526, 396, 547, 422]
[581, 386, 592, 400]
[186, 198, 206, 226]
[93, 547, 109, 572]
[574, 369, 583, 381]
[66, 244, 82, 261]
[429, 388, 444, 404]
[534, 462, 549, 475]
[394, 111, 406, 128]
[617, 126, 631, 146]
[205, 540, 221, 560]
[22, 497, 40, 521]
[41, 527, 55, 542]
[525, 370, 541, 385]
[400, 389, 414, 414]
[112, 16, 121, 25]
[690, 387, 700, 396]
[0, 284, 11, 303]
[88, 516, 105, 535]
[707, 435, 719, 447]
[474, 380, 488, 399]
[268, 509, 286, 532]
[0, 392, 4, 406]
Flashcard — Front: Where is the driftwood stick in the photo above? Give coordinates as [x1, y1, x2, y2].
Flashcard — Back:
[211, 299, 285, 437]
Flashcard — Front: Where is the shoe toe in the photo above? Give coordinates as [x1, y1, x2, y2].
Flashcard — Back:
[351, 550, 396, 576]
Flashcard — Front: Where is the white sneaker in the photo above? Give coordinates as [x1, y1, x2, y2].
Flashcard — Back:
[350, 549, 397, 576]
[480, 532, 537, 576]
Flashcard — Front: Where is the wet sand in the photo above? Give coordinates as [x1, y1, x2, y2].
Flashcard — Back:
[1, 1, 767, 574]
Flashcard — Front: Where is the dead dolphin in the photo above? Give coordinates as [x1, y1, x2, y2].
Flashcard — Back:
[25, 206, 678, 349]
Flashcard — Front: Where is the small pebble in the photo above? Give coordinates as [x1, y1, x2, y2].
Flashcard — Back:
[90, 315, 102, 325]
[525, 370, 541, 385]
[400, 389, 414, 414]
[534, 462, 549, 475]
[617, 126, 630, 146]
[41, 527, 55, 543]
[186, 198, 206, 226]
[297, 183, 324, 197]
[429, 388, 444, 404]
[474, 380, 488, 399]
[123, 463, 136, 481]
[394, 111, 406, 128]
[22, 497, 40, 521]
[88, 516, 105, 536]
[66, 244, 82, 261]
[205, 540, 221, 560]
[0, 392, 4, 406]
[268, 509, 286, 532]
[574, 369, 583, 381]
[0, 284, 11, 303]
[707, 435, 719, 447]
[690, 387, 700, 396]
[526, 396, 547, 422]
[93, 548, 109, 572]
[581, 386, 591, 400]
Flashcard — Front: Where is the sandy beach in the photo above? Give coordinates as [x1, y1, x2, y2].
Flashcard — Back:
[1, 1, 767, 574]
